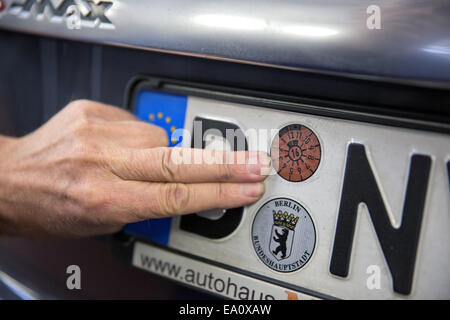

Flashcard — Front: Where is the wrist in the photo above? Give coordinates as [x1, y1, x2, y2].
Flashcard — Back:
[0, 135, 18, 155]
[0, 135, 20, 236]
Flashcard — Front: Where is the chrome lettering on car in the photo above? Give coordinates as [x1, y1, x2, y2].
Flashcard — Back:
[8, 0, 114, 30]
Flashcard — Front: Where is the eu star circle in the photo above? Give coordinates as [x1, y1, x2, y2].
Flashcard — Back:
[251, 198, 316, 273]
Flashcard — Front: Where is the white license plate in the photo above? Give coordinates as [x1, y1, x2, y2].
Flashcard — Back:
[129, 87, 450, 300]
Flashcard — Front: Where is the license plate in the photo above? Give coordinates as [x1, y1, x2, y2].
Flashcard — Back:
[124, 78, 450, 299]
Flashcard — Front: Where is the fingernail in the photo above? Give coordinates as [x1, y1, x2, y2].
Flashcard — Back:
[246, 152, 272, 176]
[241, 182, 265, 198]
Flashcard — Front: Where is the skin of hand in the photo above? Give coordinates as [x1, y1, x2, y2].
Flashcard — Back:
[0, 100, 270, 238]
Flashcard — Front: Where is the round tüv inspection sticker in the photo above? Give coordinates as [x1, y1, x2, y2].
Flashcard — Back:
[251, 198, 316, 273]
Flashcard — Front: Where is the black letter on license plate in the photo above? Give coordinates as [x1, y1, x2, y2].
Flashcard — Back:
[330, 143, 431, 295]
[179, 117, 247, 239]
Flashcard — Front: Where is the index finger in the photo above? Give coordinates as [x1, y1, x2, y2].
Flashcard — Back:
[110, 147, 272, 183]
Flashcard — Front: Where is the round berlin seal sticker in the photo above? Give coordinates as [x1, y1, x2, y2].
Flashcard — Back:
[252, 198, 316, 273]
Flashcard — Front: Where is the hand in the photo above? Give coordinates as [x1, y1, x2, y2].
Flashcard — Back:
[0, 100, 270, 237]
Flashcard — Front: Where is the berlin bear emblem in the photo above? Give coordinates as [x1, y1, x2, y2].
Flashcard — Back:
[272, 227, 290, 259]
[252, 198, 316, 272]
[270, 210, 298, 260]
